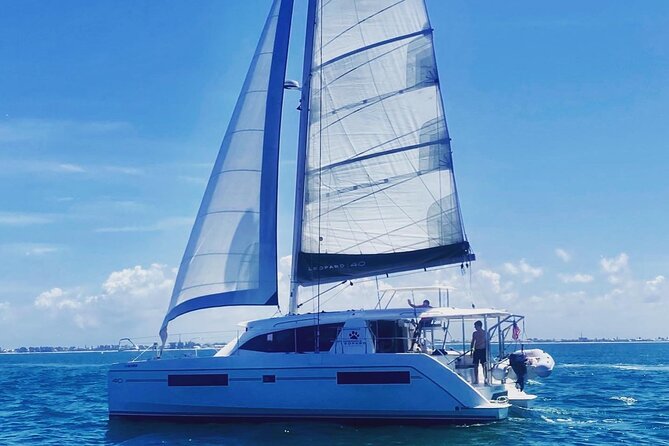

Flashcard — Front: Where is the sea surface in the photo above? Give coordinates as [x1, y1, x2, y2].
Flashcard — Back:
[1, 343, 668, 445]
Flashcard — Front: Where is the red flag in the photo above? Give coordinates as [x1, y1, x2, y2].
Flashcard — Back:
[512, 322, 521, 340]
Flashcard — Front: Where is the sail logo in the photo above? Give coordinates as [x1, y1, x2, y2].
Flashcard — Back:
[307, 261, 366, 272]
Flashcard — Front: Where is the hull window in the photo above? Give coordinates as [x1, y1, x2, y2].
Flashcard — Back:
[168, 374, 229, 387]
[336, 371, 410, 385]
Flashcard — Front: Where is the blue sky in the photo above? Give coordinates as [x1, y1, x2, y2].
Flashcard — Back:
[1, 1, 667, 347]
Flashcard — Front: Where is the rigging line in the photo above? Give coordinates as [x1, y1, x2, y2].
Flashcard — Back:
[311, 139, 448, 175]
[310, 166, 434, 220]
[341, 2, 413, 258]
[423, 4, 468, 246]
[351, 262, 465, 286]
[323, 31, 423, 84]
[316, 53, 391, 254]
[311, 167, 428, 218]
[468, 259, 473, 300]
[319, 0, 407, 51]
[327, 214, 436, 255]
[401, 142, 441, 207]
[297, 280, 348, 309]
[352, 0, 402, 162]
[319, 281, 351, 309]
[315, 79, 434, 133]
[314, 126, 426, 174]
[320, 29, 429, 72]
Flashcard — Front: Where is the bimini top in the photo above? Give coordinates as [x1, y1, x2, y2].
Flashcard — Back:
[420, 307, 510, 320]
[240, 306, 512, 331]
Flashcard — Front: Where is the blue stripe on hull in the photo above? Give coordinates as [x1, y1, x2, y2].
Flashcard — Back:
[109, 412, 505, 425]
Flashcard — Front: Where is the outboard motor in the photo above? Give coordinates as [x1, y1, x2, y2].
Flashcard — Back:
[508, 352, 528, 391]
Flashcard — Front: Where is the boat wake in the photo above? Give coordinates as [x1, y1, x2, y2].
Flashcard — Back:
[561, 363, 669, 372]
[610, 396, 637, 406]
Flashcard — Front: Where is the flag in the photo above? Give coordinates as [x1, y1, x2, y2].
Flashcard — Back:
[512, 322, 521, 340]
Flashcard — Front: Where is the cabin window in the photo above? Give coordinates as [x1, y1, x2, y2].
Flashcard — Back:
[240, 328, 296, 353]
[369, 320, 409, 353]
[239, 323, 344, 353]
[296, 323, 344, 353]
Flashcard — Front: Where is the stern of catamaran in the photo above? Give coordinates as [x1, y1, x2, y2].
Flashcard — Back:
[410, 305, 555, 409]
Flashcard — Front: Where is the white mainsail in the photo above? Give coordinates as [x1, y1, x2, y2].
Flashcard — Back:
[160, 0, 293, 343]
[293, 0, 472, 287]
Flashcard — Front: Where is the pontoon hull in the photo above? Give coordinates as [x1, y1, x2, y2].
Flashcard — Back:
[109, 354, 509, 424]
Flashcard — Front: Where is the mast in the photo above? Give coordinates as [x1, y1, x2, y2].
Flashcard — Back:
[289, 0, 317, 315]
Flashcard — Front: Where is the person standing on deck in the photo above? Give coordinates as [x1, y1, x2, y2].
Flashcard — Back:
[408, 299, 432, 351]
[470, 320, 488, 384]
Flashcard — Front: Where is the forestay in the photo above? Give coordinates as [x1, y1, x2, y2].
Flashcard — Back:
[294, 0, 473, 285]
[160, 0, 293, 343]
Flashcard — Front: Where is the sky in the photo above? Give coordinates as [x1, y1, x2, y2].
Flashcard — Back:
[1, 0, 668, 348]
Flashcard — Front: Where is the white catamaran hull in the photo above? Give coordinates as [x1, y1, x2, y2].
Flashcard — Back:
[109, 353, 509, 423]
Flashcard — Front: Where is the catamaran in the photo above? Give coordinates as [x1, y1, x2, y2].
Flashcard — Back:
[108, 0, 554, 423]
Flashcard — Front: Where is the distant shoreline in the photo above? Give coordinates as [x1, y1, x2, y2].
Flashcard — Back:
[0, 347, 219, 355]
[2, 340, 668, 354]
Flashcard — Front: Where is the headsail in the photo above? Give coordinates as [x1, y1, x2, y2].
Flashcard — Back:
[160, 0, 293, 342]
[293, 0, 473, 286]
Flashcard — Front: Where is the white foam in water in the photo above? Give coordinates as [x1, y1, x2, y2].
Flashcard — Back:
[540, 415, 557, 424]
[562, 363, 669, 372]
[611, 396, 637, 406]
[612, 365, 669, 372]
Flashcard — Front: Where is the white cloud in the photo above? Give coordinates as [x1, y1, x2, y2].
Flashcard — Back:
[0, 159, 144, 178]
[94, 217, 193, 233]
[555, 248, 571, 263]
[26, 247, 58, 256]
[102, 264, 173, 297]
[34, 288, 81, 310]
[34, 287, 60, 306]
[0, 243, 60, 256]
[645, 275, 665, 292]
[600, 253, 630, 285]
[103, 165, 144, 176]
[177, 175, 207, 186]
[600, 253, 629, 274]
[33, 264, 176, 335]
[55, 163, 86, 173]
[503, 259, 543, 283]
[0, 212, 53, 226]
[0, 118, 132, 143]
[12, 254, 669, 346]
[558, 273, 594, 284]
[478, 269, 502, 293]
[0, 301, 10, 320]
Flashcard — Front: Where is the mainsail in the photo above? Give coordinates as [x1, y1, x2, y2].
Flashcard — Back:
[160, 0, 293, 342]
[293, 0, 473, 287]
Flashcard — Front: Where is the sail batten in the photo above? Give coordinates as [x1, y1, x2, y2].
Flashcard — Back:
[293, 0, 473, 287]
[160, 0, 294, 342]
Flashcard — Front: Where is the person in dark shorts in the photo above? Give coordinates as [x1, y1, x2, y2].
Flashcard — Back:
[470, 320, 487, 384]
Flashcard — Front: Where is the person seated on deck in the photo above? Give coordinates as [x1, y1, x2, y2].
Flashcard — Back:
[408, 299, 432, 351]
[470, 320, 488, 384]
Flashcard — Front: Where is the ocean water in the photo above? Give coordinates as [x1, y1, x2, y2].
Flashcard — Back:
[1, 343, 668, 445]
